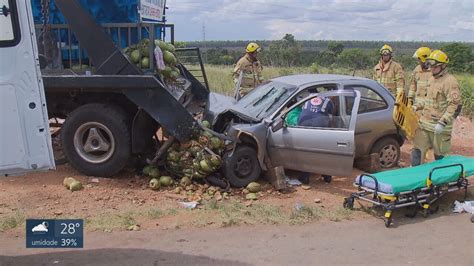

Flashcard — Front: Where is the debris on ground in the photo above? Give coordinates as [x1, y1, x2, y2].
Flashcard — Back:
[314, 198, 322, 203]
[179, 201, 199, 209]
[452, 200, 474, 213]
[127, 225, 141, 231]
[287, 178, 302, 186]
[302, 185, 311, 190]
[63, 177, 83, 192]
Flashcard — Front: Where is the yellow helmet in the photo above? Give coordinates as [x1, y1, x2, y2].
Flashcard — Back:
[246, 42, 261, 53]
[427, 50, 449, 65]
[413, 47, 432, 62]
[380, 44, 393, 55]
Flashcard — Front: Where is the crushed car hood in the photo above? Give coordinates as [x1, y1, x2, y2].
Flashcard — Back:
[207, 92, 260, 123]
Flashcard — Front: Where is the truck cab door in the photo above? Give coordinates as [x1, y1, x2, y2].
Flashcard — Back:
[267, 90, 360, 176]
[0, 0, 55, 175]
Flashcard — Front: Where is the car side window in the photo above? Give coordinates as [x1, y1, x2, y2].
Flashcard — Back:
[0, 0, 20, 47]
[285, 95, 351, 130]
[345, 86, 387, 114]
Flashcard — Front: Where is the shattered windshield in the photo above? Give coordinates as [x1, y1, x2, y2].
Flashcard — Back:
[235, 81, 297, 120]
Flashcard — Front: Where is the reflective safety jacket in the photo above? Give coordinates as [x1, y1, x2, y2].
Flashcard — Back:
[408, 65, 431, 106]
[233, 54, 263, 89]
[417, 69, 461, 134]
[373, 59, 405, 95]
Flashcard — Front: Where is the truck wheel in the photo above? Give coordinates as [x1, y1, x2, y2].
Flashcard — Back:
[370, 137, 400, 169]
[61, 104, 131, 176]
[222, 145, 261, 188]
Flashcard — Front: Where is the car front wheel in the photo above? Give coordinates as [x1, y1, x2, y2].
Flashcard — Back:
[222, 145, 261, 187]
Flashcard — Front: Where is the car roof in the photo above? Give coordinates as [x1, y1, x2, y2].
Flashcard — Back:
[271, 74, 373, 87]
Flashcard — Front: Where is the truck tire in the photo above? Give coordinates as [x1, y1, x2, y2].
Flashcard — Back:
[370, 137, 400, 169]
[222, 145, 261, 187]
[61, 104, 131, 176]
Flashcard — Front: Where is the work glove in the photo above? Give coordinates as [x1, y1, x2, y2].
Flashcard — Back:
[412, 105, 418, 112]
[434, 123, 444, 135]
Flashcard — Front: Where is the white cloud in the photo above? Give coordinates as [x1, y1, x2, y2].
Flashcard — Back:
[167, 0, 474, 41]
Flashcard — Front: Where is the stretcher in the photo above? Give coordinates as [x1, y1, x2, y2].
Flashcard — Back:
[344, 155, 473, 227]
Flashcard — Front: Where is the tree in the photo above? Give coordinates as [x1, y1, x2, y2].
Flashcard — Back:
[266, 34, 301, 67]
[327, 41, 344, 56]
[440, 43, 474, 72]
[336, 49, 372, 70]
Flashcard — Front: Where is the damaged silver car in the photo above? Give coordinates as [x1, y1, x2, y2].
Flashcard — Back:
[205, 74, 403, 187]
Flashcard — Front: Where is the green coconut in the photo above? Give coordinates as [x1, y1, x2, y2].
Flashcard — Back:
[155, 40, 167, 51]
[161, 66, 172, 78]
[165, 42, 176, 53]
[201, 120, 211, 128]
[199, 159, 213, 173]
[210, 155, 222, 168]
[142, 165, 154, 175]
[246, 192, 258, 200]
[69, 180, 83, 192]
[163, 51, 177, 65]
[141, 57, 150, 68]
[148, 168, 160, 178]
[170, 70, 180, 80]
[246, 182, 261, 193]
[149, 178, 161, 190]
[159, 176, 173, 186]
[210, 137, 223, 150]
[180, 176, 192, 186]
[130, 49, 141, 63]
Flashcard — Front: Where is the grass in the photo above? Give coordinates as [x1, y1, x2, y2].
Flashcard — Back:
[0, 211, 25, 232]
[196, 200, 353, 227]
[205, 64, 474, 119]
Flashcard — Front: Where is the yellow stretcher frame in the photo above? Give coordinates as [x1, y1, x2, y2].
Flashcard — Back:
[393, 91, 419, 140]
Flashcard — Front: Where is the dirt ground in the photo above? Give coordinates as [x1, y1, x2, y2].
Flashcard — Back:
[1, 116, 473, 235]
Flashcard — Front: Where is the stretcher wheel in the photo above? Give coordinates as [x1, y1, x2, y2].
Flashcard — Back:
[422, 208, 429, 218]
[343, 197, 354, 210]
[384, 217, 392, 228]
[429, 205, 439, 214]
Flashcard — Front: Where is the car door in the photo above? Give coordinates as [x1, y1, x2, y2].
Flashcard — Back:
[267, 90, 360, 176]
[342, 84, 391, 157]
[0, 0, 55, 175]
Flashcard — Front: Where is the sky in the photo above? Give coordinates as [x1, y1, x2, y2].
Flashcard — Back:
[166, 0, 474, 41]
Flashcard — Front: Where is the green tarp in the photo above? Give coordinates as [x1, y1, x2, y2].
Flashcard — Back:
[357, 155, 474, 194]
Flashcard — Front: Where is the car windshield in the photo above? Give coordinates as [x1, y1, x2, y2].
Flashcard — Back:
[235, 81, 297, 120]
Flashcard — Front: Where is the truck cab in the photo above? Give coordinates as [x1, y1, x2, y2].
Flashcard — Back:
[0, 0, 55, 175]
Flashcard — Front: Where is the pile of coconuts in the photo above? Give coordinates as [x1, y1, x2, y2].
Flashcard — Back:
[123, 39, 180, 83]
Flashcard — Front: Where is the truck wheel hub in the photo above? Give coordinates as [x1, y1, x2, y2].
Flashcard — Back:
[74, 122, 115, 164]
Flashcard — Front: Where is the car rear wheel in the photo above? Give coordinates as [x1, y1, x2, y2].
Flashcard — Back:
[222, 145, 261, 187]
[370, 137, 400, 169]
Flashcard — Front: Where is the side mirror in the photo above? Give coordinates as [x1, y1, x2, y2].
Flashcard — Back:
[271, 117, 285, 132]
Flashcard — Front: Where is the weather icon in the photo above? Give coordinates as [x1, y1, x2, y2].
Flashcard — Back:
[32, 221, 49, 233]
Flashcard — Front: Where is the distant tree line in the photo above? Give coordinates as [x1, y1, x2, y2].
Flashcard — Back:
[181, 36, 474, 74]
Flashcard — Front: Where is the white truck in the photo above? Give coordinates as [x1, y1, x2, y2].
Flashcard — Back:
[1, 0, 209, 177]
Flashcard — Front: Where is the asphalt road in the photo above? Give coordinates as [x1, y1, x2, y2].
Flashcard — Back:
[1, 213, 473, 265]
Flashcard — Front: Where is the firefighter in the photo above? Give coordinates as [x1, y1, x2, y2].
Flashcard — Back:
[373, 44, 405, 96]
[411, 50, 462, 166]
[408, 47, 432, 107]
[233, 42, 263, 97]
[408, 47, 432, 164]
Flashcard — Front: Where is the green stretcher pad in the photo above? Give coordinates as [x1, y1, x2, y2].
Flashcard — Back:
[356, 155, 474, 194]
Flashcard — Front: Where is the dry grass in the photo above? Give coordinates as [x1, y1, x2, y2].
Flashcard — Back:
[0, 210, 25, 232]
